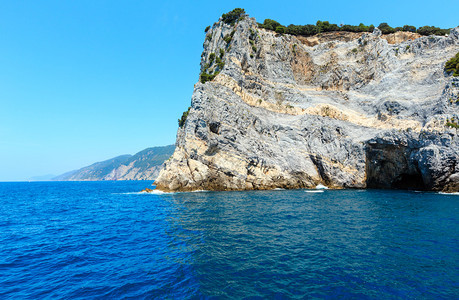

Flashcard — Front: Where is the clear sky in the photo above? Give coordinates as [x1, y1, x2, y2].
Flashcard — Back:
[0, 0, 457, 181]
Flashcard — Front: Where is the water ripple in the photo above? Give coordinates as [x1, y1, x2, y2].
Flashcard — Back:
[0, 182, 457, 298]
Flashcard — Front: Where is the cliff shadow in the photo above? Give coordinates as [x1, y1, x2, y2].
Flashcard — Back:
[365, 143, 427, 190]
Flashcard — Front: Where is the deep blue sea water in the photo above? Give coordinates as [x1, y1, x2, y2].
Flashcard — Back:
[0, 181, 458, 299]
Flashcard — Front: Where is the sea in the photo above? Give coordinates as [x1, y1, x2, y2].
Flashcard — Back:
[0, 181, 457, 299]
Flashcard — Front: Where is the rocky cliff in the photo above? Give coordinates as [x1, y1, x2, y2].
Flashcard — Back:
[54, 145, 174, 181]
[155, 13, 459, 192]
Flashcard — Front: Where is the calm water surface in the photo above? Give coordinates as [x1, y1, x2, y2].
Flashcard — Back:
[0, 181, 457, 299]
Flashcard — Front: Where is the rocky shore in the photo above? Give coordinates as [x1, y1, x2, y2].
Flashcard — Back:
[154, 13, 459, 192]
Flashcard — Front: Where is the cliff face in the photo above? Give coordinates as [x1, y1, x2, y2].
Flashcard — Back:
[54, 145, 174, 181]
[155, 15, 459, 192]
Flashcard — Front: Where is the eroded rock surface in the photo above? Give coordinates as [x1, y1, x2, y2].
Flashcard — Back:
[155, 15, 459, 192]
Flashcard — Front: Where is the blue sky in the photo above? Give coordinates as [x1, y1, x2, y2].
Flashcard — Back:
[0, 0, 457, 181]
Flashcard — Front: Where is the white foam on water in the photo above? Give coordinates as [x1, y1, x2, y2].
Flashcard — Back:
[112, 192, 144, 195]
[438, 192, 459, 195]
[273, 188, 286, 191]
[189, 190, 211, 193]
[113, 190, 175, 195]
[117, 189, 213, 195]
[147, 190, 175, 195]
[305, 190, 324, 193]
[315, 184, 329, 190]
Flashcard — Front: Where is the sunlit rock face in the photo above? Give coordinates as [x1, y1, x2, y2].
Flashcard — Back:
[155, 15, 459, 192]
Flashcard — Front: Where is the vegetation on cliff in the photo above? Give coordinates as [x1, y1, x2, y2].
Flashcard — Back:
[416, 26, 450, 36]
[446, 117, 459, 129]
[178, 107, 190, 127]
[258, 18, 450, 37]
[445, 52, 459, 76]
[200, 72, 218, 83]
[221, 8, 246, 25]
[212, 8, 450, 38]
[200, 50, 224, 83]
[223, 30, 236, 44]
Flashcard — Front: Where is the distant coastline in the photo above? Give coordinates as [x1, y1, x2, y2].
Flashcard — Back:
[51, 145, 174, 181]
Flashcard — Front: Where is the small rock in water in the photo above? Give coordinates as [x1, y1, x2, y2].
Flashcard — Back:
[140, 188, 153, 193]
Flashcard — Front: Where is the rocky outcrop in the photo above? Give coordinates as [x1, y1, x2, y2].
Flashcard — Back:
[54, 145, 174, 181]
[155, 13, 459, 192]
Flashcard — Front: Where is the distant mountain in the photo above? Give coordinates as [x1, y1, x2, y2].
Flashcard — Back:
[28, 174, 56, 181]
[53, 145, 175, 181]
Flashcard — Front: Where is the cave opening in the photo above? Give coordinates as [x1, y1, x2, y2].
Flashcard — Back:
[391, 173, 426, 190]
[365, 144, 427, 190]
